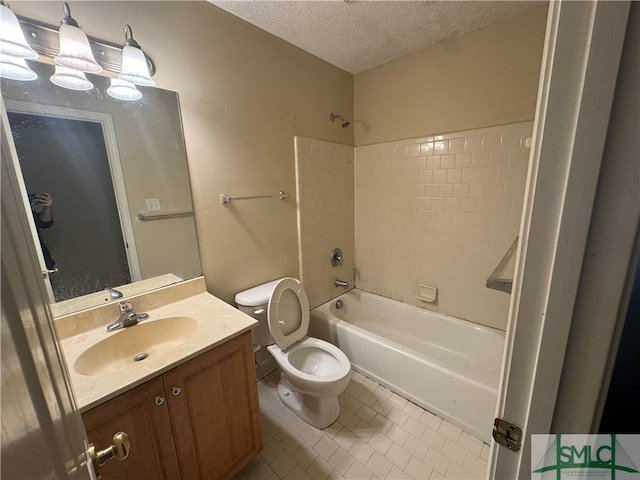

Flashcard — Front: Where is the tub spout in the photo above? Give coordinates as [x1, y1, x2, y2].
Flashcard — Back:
[334, 279, 349, 289]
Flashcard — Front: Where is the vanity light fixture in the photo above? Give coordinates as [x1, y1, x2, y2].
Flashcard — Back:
[0, 1, 38, 58]
[0, 55, 37, 81]
[50, 64, 93, 91]
[107, 77, 142, 101]
[117, 25, 155, 87]
[2, 3, 157, 99]
[54, 2, 102, 74]
[0, 0, 38, 80]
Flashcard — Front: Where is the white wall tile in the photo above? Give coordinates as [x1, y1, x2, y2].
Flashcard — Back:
[426, 156, 441, 170]
[434, 140, 449, 155]
[446, 169, 462, 183]
[420, 142, 435, 156]
[464, 136, 482, 152]
[354, 121, 532, 330]
[455, 152, 472, 168]
[448, 138, 465, 154]
[441, 154, 456, 169]
[482, 131, 502, 151]
[299, 122, 530, 329]
[295, 137, 355, 309]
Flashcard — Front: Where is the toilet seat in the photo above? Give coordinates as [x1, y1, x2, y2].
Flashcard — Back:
[268, 277, 310, 350]
[267, 337, 351, 385]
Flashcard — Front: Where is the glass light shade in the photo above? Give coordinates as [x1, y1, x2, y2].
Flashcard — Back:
[0, 55, 37, 80]
[118, 45, 155, 86]
[0, 4, 38, 59]
[50, 65, 93, 91]
[55, 24, 102, 73]
[107, 77, 142, 101]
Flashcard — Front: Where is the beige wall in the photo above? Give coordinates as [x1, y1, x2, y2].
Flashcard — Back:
[10, 2, 545, 311]
[354, 6, 547, 146]
[294, 137, 355, 309]
[11, 2, 354, 304]
[355, 121, 533, 330]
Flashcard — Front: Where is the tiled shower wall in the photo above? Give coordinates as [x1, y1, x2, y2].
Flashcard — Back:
[354, 121, 533, 330]
[295, 137, 355, 309]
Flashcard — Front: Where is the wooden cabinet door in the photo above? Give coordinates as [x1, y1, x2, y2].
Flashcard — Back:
[82, 377, 181, 480]
[164, 332, 262, 480]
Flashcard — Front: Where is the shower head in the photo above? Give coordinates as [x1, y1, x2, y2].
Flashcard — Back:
[330, 113, 350, 128]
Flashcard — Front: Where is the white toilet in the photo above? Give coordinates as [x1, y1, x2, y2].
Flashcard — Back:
[235, 277, 351, 429]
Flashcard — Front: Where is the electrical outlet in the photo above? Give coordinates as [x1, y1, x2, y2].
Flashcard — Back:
[146, 198, 161, 211]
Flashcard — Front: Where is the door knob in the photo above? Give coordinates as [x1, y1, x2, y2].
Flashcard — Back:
[87, 431, 130, 479]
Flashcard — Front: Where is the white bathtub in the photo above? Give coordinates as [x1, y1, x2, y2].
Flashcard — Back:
[308, 289, 504, 442]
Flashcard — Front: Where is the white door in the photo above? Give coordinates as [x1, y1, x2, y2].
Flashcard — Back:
[2, 102, 57, 302]
[490, 1, 632, 478]
[2, 100, 134, 479]
[1, 102, 95, 479]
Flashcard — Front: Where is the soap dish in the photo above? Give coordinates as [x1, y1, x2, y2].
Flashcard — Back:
[416, 284, 437, 303]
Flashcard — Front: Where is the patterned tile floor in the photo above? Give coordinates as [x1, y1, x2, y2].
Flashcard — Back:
[236, 370, 489, 480]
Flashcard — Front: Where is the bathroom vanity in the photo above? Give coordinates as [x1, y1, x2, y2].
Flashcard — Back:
[55, 278, 262, 480]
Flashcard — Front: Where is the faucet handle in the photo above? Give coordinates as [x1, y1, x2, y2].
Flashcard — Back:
[106, 287, 124, 299]
[119, 301, 133, 312]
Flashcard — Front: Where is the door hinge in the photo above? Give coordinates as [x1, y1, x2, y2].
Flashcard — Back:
[492, 417, 523, 452]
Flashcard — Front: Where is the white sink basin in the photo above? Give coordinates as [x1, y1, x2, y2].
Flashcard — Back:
[74, 316, 197, 376]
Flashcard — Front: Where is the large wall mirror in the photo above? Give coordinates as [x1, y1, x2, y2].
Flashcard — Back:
[2, 61, 201, 317]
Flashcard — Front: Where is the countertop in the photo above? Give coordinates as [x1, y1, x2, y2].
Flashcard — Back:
[56, 278, 257, 413]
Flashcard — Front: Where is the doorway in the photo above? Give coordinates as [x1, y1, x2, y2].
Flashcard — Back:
[8, 112, 131, 301]
[599, 257, 640, 433]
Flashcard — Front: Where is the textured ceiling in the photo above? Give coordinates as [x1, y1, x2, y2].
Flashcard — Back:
[209, 1, 543, 74]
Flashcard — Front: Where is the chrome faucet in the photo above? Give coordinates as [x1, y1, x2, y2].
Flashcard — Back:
[334, 279, 349, 289]
[106, 302, 148, 332]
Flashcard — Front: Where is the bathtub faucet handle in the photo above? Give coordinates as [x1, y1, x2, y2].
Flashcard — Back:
[334, 279, 349, 289]
[330, 248, 343, 267]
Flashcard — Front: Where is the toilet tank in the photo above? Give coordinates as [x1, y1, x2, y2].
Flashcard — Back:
[235, 279, 281, 346]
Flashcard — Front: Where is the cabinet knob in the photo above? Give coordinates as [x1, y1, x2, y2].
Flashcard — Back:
[154, 395, 165, 406]
[171, 386, 182, 396]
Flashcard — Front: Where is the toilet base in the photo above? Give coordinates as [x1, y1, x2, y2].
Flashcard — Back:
[277, 377, 340, 429]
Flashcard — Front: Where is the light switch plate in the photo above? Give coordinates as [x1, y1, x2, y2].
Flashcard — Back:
[146, 198, 161, 211]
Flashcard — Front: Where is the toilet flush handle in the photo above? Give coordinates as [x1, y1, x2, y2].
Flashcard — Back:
[253, 308, 265, 315]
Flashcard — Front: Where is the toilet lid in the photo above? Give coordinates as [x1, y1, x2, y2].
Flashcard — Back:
[267, 277, 309, 350]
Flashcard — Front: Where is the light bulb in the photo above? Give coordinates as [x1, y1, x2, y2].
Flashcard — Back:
[0, 3, 38, 59]
[55, 23, 102, 73]
[50, 64, 93, 91]
[117, 25, 155, 87]
[107, 77, 142, 101]
[0, 55, 37, 80]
